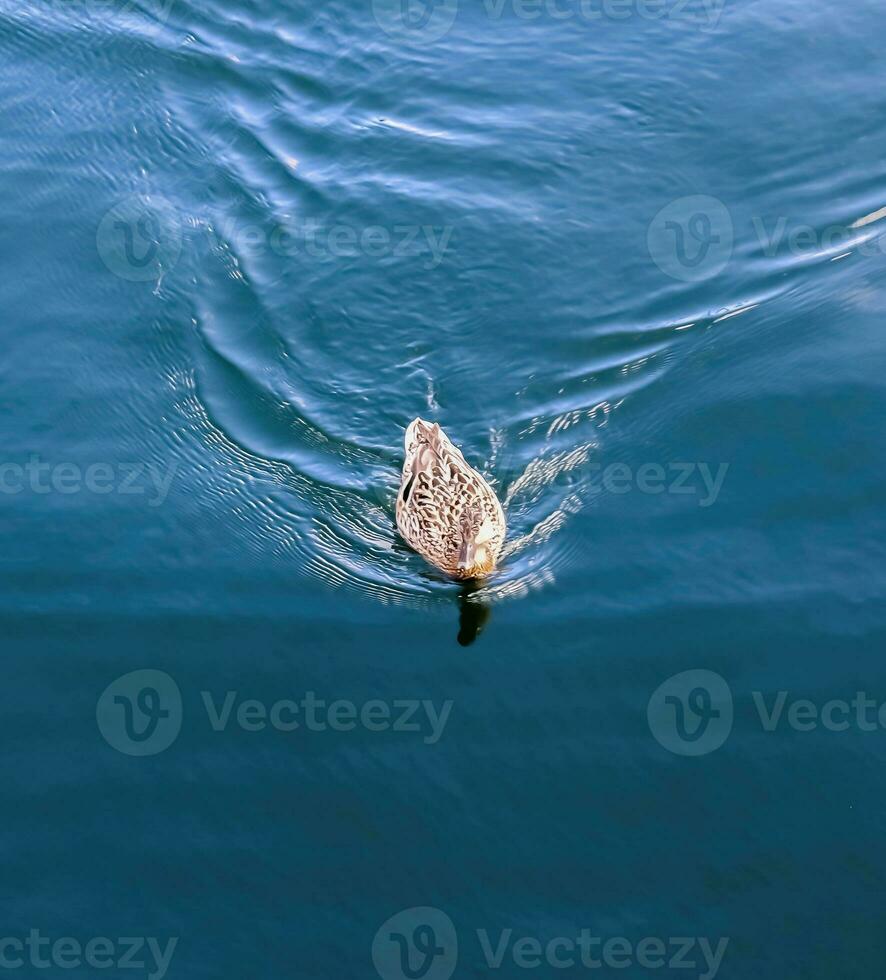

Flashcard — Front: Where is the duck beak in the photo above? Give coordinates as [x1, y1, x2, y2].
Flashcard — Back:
[457, 539, 476, 573]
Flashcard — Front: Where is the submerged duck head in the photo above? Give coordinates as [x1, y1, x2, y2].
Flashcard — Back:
[456, 503, 499, 578]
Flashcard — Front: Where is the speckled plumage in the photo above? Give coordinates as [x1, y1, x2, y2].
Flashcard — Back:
[396, 418, 506, 580]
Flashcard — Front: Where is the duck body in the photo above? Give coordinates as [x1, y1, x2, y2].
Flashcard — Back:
[396, 418, 506, 580]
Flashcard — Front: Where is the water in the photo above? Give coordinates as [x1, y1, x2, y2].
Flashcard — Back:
[2, 0, 886, 975]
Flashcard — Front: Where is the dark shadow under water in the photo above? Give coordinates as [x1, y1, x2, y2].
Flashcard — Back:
[457, 582, 492, 647]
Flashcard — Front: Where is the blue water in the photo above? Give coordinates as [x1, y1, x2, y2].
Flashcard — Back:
[2, 0, 886, 975]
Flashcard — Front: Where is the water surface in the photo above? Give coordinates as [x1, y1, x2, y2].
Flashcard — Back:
[1, 0, 885, 975]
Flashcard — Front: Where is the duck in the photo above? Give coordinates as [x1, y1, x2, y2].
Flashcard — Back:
[396, 417, 506, 580]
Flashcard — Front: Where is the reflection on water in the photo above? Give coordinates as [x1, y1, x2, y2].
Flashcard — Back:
[456, 584, 492, 646]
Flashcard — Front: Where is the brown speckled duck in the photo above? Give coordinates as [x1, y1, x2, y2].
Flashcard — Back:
[396, 418, 506, 580]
